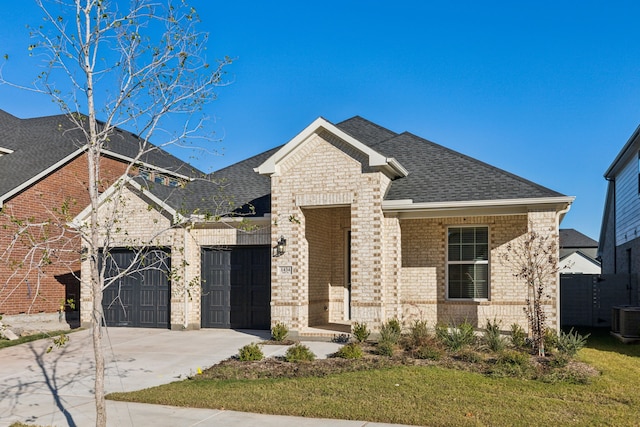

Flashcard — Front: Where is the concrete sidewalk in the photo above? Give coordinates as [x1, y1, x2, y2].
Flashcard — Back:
[0, 328, 417, 427]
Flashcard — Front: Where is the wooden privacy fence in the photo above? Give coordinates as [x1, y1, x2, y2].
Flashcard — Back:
[560, 274, 639, 328]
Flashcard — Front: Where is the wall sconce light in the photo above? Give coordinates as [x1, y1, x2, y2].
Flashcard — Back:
[273, 235, 286, 257]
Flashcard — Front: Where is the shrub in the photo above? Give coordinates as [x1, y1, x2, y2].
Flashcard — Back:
[489, 349, 532, 378]
[544, 328, 559, 353]
[436, 320, 475, 351]
[285, 343, 316, 362]
[376, 340, 395, 357]
[238, 343, 264, 361]
[482, 318, 505, 353]
[510, 323, 527, 349]
[352, 322, 370, 343]
[406, 319, 430, 349]
[379, 318, 402, 344]
[557, 328, 590, 357]
[497, 349, 530, 367]
[271, 322, 289, 342]
[413, 345, 443, 361]
[456, 348, 483, 364]
[335, 342, 363, 359]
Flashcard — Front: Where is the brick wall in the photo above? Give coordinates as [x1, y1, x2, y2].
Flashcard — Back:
[1, 154, 128, 316]
[79, 185, 179, 326]
[269, 131, 391, 332]
[398, 212, 560, 331]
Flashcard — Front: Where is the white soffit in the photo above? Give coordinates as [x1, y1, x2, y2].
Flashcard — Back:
[382, 196, 575, 218]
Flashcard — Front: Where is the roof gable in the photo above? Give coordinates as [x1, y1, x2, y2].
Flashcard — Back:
[255, 117, 408, 179]
[0, 109, 201, 204]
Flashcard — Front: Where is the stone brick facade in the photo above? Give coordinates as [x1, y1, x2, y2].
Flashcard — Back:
[78, 122, 565, 337]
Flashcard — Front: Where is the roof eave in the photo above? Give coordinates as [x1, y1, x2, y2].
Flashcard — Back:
[1, 146, 86, 207]
[382, 196, 575, 219]
[604, 123, 640, 179]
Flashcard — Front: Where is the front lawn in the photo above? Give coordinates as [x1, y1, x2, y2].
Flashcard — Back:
[108, 329, 640, 426]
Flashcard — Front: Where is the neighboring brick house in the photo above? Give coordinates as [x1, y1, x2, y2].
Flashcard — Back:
[75, 116, 574, 336]
[0, 109, 199, 329]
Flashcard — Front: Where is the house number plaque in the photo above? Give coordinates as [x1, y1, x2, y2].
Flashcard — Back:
[279, 266, 293, 275]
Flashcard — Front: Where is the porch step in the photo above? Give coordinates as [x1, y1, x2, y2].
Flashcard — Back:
[291, 324, 352, 342]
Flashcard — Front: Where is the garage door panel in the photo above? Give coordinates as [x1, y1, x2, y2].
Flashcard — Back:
[101, 248, 170, 328]
[201, 246, 270, 329]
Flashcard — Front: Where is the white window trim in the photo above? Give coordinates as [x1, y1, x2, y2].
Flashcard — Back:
[445, 225, 491, 301]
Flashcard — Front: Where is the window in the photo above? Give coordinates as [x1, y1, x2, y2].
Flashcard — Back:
[637, 152, 640, 195]
[447, 226, 489, 299]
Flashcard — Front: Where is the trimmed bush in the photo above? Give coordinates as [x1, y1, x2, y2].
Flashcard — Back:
[352, 322, 370, 343]
[376, 340, 395, 357]
[271, 322, 289, 342]
[413, 345, 443, 361]
[285, 343, 316, 362]
[335, 342, 364, 359]
[238, 343, 264, 361]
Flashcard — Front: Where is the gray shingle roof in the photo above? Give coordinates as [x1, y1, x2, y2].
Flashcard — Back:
[0, 110, 201, 200]
[141, 146, 278, 217]
[559, 229, 598, 248]
[336, 116, 564, 202]
[125, 115, 567, 218]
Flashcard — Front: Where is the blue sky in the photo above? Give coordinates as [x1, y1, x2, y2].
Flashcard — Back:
[2, 1, 640, 241]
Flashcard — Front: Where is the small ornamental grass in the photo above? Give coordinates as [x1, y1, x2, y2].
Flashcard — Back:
[436, 320, 475, 352]
[557, 328, 590, 357]
[482, 318, 505, 353]
[510, 323, 527, 349]
[285, 343, 316, 363]
[379, 318, 402, 344]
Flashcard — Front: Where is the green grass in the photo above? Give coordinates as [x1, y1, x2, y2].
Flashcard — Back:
[108, 329, 640, 426]
[0, 329, 81, 349]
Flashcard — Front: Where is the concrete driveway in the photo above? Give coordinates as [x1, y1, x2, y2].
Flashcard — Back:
[1, 327, 383, 427]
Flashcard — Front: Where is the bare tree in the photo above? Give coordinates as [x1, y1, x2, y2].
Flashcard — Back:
[503, 224, 560, 357]
[1, 1, 230, 425]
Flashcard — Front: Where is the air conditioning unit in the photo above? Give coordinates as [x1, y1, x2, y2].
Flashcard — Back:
[611, 306, 622, 334]
[618, 306, 640, 338]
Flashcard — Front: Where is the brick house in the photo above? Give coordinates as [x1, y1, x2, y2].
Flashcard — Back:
[75, 116, 573, 336]
[0, 109, 198, 329]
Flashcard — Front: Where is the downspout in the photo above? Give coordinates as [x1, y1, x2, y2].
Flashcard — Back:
[555, 203, 572, 333]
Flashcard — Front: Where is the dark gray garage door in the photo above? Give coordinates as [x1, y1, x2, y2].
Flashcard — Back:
[201, 246, 270, 329]
[102, 248, 170, 328]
